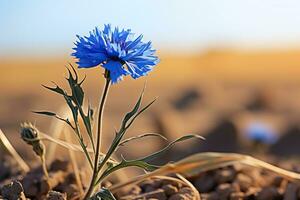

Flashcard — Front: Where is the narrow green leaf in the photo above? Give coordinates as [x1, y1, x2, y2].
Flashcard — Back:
[88, 104, 94, 122]
[67, 67, 85, 106]
[80, 110, 95, 152]
[33, 111, 57, 116]
[120, 84, 148, 130]
[69, 63, 79, 81]
[125, 98, 157, 129]
[79, 74, 87, 86]
[118, 133, 168, 147]
[140, 134, 204, 162]
[66, 64, 78, 82]
[90, 188, 116, 200]
[96, 159, 159, 185]
[82, 112, 92, 136]
[73, 85, 84, 106]
[121, 88, 144, 129]
[34, 110, 74, 129]
[64, 96, 78, 122]
[122, 160, 158, 172]
[42, 84, 66, 96]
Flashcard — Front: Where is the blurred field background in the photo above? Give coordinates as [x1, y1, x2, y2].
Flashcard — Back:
[2, 1, 300, 165]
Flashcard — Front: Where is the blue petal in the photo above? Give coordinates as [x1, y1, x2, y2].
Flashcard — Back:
[125, 34, 143, 50]
[126, 61, 153, 79]
[103, 24, 112, 36]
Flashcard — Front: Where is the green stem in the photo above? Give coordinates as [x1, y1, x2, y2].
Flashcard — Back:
[83, 72, 111, 199]
[74, 123, 93, 169]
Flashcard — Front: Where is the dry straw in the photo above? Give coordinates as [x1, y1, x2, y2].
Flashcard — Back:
[110, 152, 300, 193]
[0, 129, 30, 173]
[64, 127, 84, 197]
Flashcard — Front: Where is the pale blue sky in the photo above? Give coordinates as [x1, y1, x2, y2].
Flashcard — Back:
[1, 0, 300, 56]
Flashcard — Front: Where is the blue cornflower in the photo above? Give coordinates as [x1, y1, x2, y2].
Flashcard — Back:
[245, 122, 279, 145]
[72, 24, 159, 83]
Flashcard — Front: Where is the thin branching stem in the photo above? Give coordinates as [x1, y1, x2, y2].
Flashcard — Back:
[84, 72, 111, 199]
[73, 122, 93, 168]
[41, 155, 49, 179]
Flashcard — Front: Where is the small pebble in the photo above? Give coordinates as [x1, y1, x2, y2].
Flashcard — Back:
[139, 189, 167, 200]
[215, 168, 236, 184]
[49, 159, 71, 172]
[271, 176, 284, 187]
[1, 180, 26, 200]
[169, 193, 191, 200]
[200, 192, 218, 200]
[230, 192, 244, 200]
[128, 185, 142, 195]
[235, 173, 252, 192]
[245, 187, 260, 198]
[161, 179, 181, 188]
[140, 179, 154, 191]
[145, 185, 156, 193]
[217, 183, 237, 199]
[283, 183, 299, 200]
[46, 191, 67, 200]
[193, 173, 216, 193]
[256, 187, 281, 200]
[178, 187, 194, 199]
[162, 184, 178, 196]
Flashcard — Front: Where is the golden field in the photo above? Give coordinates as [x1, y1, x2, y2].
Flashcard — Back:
[3, 49, 300, 89]
[2, 49, 300, 162]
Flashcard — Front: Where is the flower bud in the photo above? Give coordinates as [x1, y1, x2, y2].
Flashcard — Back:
[20, 123, 45, 157]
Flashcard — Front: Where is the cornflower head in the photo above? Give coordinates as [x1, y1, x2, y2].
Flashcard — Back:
[72, 24, 159, 83]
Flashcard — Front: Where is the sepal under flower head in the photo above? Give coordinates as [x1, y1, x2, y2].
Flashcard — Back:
[72, 24, 159, 83]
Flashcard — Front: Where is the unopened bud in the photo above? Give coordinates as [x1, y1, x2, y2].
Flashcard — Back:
[20, 122, 45, 157]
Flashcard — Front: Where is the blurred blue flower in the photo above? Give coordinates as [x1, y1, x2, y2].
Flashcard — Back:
[245, 122, 279, 144]
[72, 24, 159, 83]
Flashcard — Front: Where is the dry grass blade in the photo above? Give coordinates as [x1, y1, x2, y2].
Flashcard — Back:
[174, 152, 300, 181]
[64, 127, 84, 197]
[110, 152, 300, 193]
[175, 173, 200, 200]
[38, 131, 118, 164]
[40, 131, 93, 153]
[0, 129, 30, 173]
[47, 106, 69, 163]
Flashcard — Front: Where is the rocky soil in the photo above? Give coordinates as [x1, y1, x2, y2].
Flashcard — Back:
[189, 164, 300, 200]
[2, 155, 300, 200]
[0, 158, 84, 200]
[118, 177, 196, 200]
